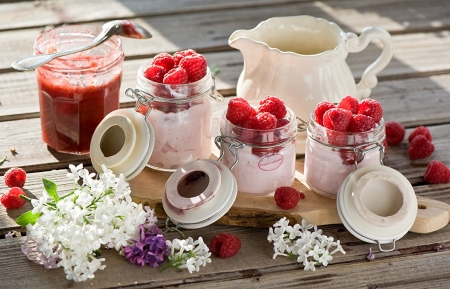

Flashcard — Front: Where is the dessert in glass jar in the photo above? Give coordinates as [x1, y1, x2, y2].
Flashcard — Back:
[219, 96, 297, 196]
[304, 96, 386, 199]
[35, 25, 124, 154]
[135, 50, 217, 171]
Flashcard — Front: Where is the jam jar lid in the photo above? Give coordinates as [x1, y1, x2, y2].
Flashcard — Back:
[90, 108, 155, 181]
[337, 165, 418, 252]
[163, 159, 238, 229]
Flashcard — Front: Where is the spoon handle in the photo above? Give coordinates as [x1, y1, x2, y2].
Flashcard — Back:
[10, 25, 113, 72]
[11, 43, 100, 71]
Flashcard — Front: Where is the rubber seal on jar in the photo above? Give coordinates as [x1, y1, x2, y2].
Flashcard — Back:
[165, 160, 221, 210]
[162, 159, 237, 229]
[90, 108, 155, 180]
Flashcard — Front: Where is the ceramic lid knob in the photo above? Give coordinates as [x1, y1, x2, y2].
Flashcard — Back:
[90, 108, 155, 180]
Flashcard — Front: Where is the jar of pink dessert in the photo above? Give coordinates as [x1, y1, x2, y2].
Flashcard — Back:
[304, 113, 386, 199]
[218, 107, 297, 196]
[34, 25, 124, 155]
[132, 59, 221, 172]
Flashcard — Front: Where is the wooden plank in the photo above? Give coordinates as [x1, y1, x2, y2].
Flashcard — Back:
[3, 29, 450, 121]
[0, 85, 450, 178]
[3, 1, 450, 72]
[2, 0, 450, 34]
[1, 196, 450, 288]
[0, 0, 305, 31]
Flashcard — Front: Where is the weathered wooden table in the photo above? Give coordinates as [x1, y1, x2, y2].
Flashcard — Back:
[1, 0, 450, 288]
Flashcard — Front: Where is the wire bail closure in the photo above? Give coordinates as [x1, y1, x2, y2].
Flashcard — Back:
[214, 135, 244, 171]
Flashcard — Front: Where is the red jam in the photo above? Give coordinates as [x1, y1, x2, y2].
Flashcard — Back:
[34, 25, 124, 154]
[37, 68, 122, 154]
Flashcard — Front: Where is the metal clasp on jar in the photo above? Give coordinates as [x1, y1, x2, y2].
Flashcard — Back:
[125, 75, 223, 116]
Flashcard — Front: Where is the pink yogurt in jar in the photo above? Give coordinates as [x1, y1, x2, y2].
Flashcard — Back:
[219, 107, 297, 195]
[304, 113, 386, 199]
[136, 62, 214, 171]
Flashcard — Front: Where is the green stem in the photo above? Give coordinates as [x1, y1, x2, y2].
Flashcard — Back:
[0, 156, 8, 166]
[19, 195, 32, 202]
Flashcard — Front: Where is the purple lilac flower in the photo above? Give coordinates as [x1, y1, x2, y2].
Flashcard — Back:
[21, 234, 61, 269]
[124, 224, 169, 267]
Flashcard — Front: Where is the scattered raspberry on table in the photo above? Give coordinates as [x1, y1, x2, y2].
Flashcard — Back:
[408, 134, 434, 160]
[274, 186, 304, 210]
[385, 121, 405, 145]
[423, 160, 450, 184]
[4, 167, 27, 188]
[210, 233, 241, 258]
[1, 187, 26, 209]
[408, 126, 432, 143]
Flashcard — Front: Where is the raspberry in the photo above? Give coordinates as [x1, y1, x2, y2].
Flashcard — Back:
[385, 121, 405, 145]
[274, 186, 302, 210]
[251, 134, 281, 156]
[358, 98, 383, 124]
[408, 126, 432, 143]
[423, 160, 450, 184]
[251, 112, 277, 130]
[258, 96, 287, 119]
[314, 101, 335, 126]
[276, 118, 290, 128]
[210, 233, 241, 258]
[151, 52, 175, 72]
[179, 54, 208, 82]
[348, 114, 375, 132]
[143, 64, 166, 83]
[4, 167, 27, 188]
[408, 134, 434, 160]
[337, 95, 359, 114]
[226, 97, 254, 125]
[323, 108, 352, 132]
[173, 49, 197, 66]
[1, 187, 26, 209]
[163, 67, 188, 84]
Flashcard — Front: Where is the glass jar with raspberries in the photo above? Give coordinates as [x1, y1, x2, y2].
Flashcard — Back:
[218, 96, 297, 196]
[134, 50, 220, 171]
[304, 96, 386, 199]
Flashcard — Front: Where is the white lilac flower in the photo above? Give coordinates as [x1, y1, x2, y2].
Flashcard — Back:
[162, 236, 211, 273]
[268, 218, 346, 271]
[20, 164, 150, 282]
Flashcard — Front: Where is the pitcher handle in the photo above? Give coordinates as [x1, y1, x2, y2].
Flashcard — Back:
[345, 27, 394, 99]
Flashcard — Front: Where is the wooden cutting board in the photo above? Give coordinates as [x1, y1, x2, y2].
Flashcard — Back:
[129, 163, 450, 234]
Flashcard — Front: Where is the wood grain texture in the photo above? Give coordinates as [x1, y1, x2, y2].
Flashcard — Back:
[1, 0, 450, 288]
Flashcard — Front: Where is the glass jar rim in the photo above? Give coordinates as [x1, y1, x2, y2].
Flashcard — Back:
[137, 60, 212, 91]
[308, 112, 385, 135]
[33, 24, 124, 73]
[220, 106, 298, 147]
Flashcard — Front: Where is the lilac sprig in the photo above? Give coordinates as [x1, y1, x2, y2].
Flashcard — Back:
[123, 224, 170, 267]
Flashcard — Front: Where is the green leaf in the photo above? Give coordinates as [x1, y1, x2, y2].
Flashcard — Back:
[16, 211, 42, 227]
[43, 178, 59, 201]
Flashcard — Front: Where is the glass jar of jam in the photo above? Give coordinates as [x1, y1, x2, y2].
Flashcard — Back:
[34, 25, 124, 155]
[304, 113, 386, 199]
[218, 107, 297, 196]
[135, 61, 218, 172]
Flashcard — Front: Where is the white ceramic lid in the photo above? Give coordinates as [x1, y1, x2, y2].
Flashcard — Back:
[337, 165, 417, 251]
[163, 159, 238, 229]
[90, 108, 155, 180]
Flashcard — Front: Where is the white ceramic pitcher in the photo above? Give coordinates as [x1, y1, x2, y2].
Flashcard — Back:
[229, 15, 394, 154]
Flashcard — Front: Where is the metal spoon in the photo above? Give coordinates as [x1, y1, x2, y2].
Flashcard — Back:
[11, 20, 152, 72]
